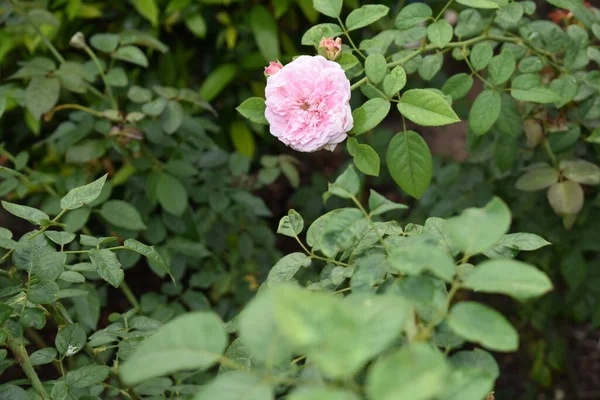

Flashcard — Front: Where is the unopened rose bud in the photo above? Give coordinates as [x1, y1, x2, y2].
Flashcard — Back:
[69, 32, 86, 49]
[444, 9, 458, 25]
[264, 61, 283, 77]
[318, 37, 342, 61]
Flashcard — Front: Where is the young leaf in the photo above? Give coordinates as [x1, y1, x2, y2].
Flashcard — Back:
[312, 0, 343, 18]
[559, 159, 600, 185]
[441, 73, 474, 100]
[366, 343, 449, 400]
[446, 197, 511, 256]
[547, 181, 584, 215]
[382, 66, 407, 97]
[236, 97, 268, 125]
[89, 249, 124, 288]
[111, 45, 149, 67]
[468, 89, 501, 136]
[349, 98, 391, 135]
[25, 77, 60, 120]
[398, 89, 460, 126]
[100, 200, 147, 230]
[448, 302, 518, 352]
[121, 312, 227, 385]
[124, 239, 173, 279]
[161, 100, 184, 134]
[277, 210, 304, 237]
[2, 201, 49, 225]
[60, 174, 108, 210]
[395, 3, 432, 30]
[30, 348, 58, 366]
[488, 49, 516, 85]
[328, 165, 360, 198]
[301, 23, 343, 46]
[44, 231, 76, 246]
[345, 5, 389, 31]
[427, 20, 453, 48]
[250, 5, 280, 62]
[347, 138, 380, 176]
[267, 252, 311, 283]
[386, 130, 432, 199]
[55, 323, 87, 356]
[157, 173, 188, 216]
[337, 53, 359, 70]
[368, 190, 408, 216]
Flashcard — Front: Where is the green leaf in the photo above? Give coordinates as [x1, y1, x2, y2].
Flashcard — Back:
[366, 343, 449, 400]
[13, 233, 55, 271]
[2, 201, 49, 225]
[34, 252, 66, 281]
[25, 77, 60, 119]
[124, 239, 173, 279]
[60, 174, 107, 210]
[66, 365, 110, 388]
[89, 249, 124, 288]
[515, 165, 559, 191]
[55, 323, 87, 356]
[100, 200, 147, 230]
[157, 172, 188, 216]
[30, 348, 58, 366]
[199, 64, 238, 101]
[328, 165, 360, 198]
[345, 5, 389, 31]
[349, 98, 391, 135]
[365, 54, 388, 85]
[547, 181, 584, 215]
[559, 159, 600, 185]
[130, 0, 159, 26]
[518, 56, 544, 73]
[442, 73, 473, 100]
[456, 0, 500, 8]
[462, 259, 553, 300]
[446, 197, 511, 256]
[511, 87, 562, 103]
[469, 42, 493, 71]
[347, 138, 380, 176]
[301, 23, 343, 46]
[195, 371, 274, 400]
[418, 54, 443, 81]
[267, 252, 311, 283]
[237, 97, 268, 125]
[89, 33, 120, 52]
[161, 100, 184, 134]
[250, 5, 280, 62]
[487, 233, 551, 253]
[337, 53, 359, 71]
[427, 20, 453, 48]
[398, 89, 460, 126]
[368, 190, 408, 216]
[386, 130, 432, 199]
[496, 2, 523, 23]
[448, 302, 518, 351]
[121, 312, 226, 385]
[488, 49, 516, 85]
[230, 120, 255, 159]
[382, 66, 407, 97]
[306, 208, 363, 250]
[185, 13, 207, 38]
[312, 0, 342, 18]
[44, 231, 76, 246]
[389, 242, 456, 282]
[395, 3, 432, 30]
[29, 281, 59, 304]
[111, 45, 148, 67]
[289, 387, 361, 400]
[468, 89, 501, 136]
[549, 74, 578, 107]
[277, 209, 304, 237]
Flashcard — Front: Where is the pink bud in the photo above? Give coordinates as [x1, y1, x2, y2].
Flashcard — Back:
[318, 37, 342, 61]
[264, 61, 284, 76]
[444, 10, 458, 26]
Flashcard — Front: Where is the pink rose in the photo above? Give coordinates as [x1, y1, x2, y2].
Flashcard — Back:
[264, 55, 353, 152]
[264, 61, 283, 76]
[318, 37, 342, 61]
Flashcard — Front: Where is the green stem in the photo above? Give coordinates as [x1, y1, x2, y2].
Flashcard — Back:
[45, 104, 107, 120]
[434, 0, 454, 22]
[543, 139, 558, 167]
[120, 282, 140, 311]
[350, 77, 368, 91]
[82, 45, 118, 109]
[463, 52, 494, 89]
[337, 17, 366, 59]
[7, 337, 51, 400]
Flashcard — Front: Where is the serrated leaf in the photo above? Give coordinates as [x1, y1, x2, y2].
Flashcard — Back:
[237, 97, 268, 125]
[2, 201, 49, 225]
[350, 98, 391, 135]
[395, 3, 432, 30]
[468, 89, 501, 136]
[25, 77, 60, 119]
[386, 130, 432, 199]
[345, 4, 389, 31]
[111, 46, 149, 67]
[100, 200, 147, 230]
[398, 89, 460, 126]
[277, 210, 304, 237]
[347, 138, 380, 176]
[89, 249, 124, 288]
[60, 174, 108, 210]
[124, 239, 173, 279]
[427, 20, 453, 48]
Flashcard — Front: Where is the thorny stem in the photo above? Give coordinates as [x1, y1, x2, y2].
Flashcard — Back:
[6, 335, 51, 400]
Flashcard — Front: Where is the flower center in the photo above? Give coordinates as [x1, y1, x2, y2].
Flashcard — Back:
[300, 102, 310, 111]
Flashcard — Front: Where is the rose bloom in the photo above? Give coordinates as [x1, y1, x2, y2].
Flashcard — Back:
[264, 55, 353, 152]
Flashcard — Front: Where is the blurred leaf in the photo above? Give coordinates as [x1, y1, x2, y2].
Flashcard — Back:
[199, 64, 238, 101]
[131, 0, 159, 26]
[157, 173, 188, 216]
[111, 46, 149, 67]
[230, 121, 256, 159]
[101, 200, 147, 231]
[25, 77, 59, 120]
[90, 33, 119, 52]
[313, 0, 342, 18]
[250, 5, 280, 62]
[236, 97, 268, 125]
